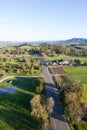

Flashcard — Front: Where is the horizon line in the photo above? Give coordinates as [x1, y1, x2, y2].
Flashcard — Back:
[0, 37, 87, 43]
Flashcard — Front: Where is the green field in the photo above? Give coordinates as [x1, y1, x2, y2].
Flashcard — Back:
[64, 67, 87, 83]
[71, 75, 87, 83]
[77, 57, 87, 62]
[0, 77, 40, 130]
[62, 67, 87, 102]
[64, 67, 87, 74]
[46, 54, 67, 61]
[75, 124, 87, 130]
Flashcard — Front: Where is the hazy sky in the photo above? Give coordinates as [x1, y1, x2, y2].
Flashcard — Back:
[0, 0, 87, 41]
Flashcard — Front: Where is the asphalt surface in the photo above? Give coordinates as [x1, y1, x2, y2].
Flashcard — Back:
[42, 67, 71, 130]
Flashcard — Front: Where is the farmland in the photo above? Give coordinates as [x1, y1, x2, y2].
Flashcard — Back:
[0, 43, 87, 130]
[0, 77, 40, 130]
[64, 67, 87, 83]
[75, 124, 87, 130]
[63, 67, 87, 102]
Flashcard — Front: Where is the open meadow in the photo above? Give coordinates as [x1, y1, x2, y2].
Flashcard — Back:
[0, 77, 40, 130]
[64, 67, 87, 102]
[64, 67, 87, 83]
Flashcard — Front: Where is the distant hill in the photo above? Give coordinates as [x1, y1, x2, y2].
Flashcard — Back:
[61, 38, 87, 44]
[34, 38, 87, 44]
[0, 38, 87, 45]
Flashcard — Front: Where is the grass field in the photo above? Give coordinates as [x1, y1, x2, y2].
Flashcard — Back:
[64, 67, 87, 74]
[77, 57, 87, 62]
[0, 77, 40, 130]
[75, 124, 87, 130]
[46, 54, 67, 61]
[64, 67, 87, 83]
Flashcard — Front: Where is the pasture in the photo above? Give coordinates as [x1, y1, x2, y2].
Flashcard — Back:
[0, 77, 40, 130]
[76, 124, 87, 130]
[64, 67, 87, 83]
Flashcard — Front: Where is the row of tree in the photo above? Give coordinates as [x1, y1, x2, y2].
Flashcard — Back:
[30, 78, 54, 130]
[60, 80, 86, 127]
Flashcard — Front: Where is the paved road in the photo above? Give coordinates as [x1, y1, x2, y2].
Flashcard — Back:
[42, 67, 71, 130]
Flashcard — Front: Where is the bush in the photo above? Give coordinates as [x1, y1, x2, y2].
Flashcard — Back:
[30, 95, 54, 130]
[36, 84, 44, 94]
[74, 59, 81, 65]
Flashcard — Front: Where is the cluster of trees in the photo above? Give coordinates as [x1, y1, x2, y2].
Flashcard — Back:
[1, 47, 29, 55]
[38, 44, 87, 57]
[0, 47, 40, 76]
[30, 77, 54, 130]
[60, 82, 83, 126]
[78, 84, 87, 119]
[30, 95, 54, 130]
[1, 44, 87, 62]
[0, 60, 40, 76]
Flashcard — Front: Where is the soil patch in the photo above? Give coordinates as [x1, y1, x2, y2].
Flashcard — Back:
[52, 67, 66, 74]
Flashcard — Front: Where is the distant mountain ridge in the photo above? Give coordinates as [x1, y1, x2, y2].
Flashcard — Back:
[59, 38, 87, 44]
[0, 38, 87, 45]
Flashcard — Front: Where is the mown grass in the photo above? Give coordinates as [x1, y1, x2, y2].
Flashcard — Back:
[75, 124, 87, 130]
[64, 67, 87, 74]
[77, 57, 87, 62]
[0, 77, 40, 130]
[71, 75, 87, 83]
[47, 54, 67, 61]
[64, 67, 87, 83]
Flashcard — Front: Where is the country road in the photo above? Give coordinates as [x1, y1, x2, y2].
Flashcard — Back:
[42, 67, 71, 130]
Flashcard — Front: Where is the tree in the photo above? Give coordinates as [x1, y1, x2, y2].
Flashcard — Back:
[36, 78, 45, 94]
[63, 81, 80, 93]
[30, 95, 54, 130]
[78, 84, 87, 102]
[74, 59, 81, 65]
[64, 92, 82, 124]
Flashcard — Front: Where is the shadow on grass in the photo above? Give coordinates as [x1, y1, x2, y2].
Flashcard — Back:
[0, 77, 40, 130]
[0, 108, 39, 130]
[1, 77, 38, 110]
[7, 77, 37, 93]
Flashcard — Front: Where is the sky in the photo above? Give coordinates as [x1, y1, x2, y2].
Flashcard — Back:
[0, 0, 87, 41]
